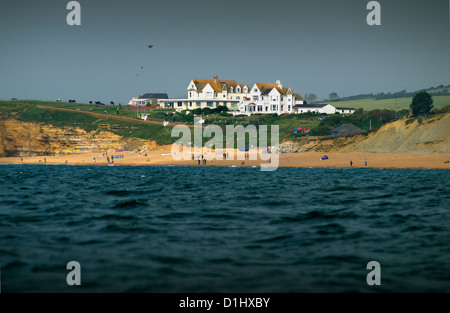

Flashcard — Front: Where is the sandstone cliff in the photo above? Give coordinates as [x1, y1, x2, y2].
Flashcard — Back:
[280, 113, 450, 154]
[0, 119, 158, 157]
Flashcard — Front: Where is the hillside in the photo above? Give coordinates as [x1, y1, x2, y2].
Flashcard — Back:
[290, 113, 450, 154]
[0, 119, 159, 157]
[329, 95, 450, 111]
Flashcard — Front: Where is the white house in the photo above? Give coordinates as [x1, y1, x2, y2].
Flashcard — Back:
[158, 76, 307, 115]
[293, 103, 337, 114]
[335, 107, 356, 114]
[238, 81, 304, 115]
[160, 76, 248, 112]
[128, 93, 169, 106]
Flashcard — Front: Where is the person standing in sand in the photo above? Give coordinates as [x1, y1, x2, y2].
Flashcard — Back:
[365, 159, 367, 166]
[350, 160, 353, 167]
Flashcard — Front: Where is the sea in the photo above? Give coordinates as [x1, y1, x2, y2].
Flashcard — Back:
[0, 164, 449, 293]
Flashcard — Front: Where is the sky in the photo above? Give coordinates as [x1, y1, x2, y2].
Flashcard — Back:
[0, 0, 449, 104]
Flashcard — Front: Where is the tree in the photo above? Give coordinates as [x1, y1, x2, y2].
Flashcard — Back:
[305, 93, 317, 103]
[410, 91, 433, 116]
[328, 92, 339, 100]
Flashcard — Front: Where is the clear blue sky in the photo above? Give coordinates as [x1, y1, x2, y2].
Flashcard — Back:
[0, 0, 449, 104]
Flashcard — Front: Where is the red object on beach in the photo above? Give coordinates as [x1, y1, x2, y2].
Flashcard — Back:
[148, 45, 153, 48]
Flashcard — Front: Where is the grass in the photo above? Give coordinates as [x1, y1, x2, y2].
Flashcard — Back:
[2, 98, 445, 147]
[331, 95, 450, 111]
[0, 101, 176, 145]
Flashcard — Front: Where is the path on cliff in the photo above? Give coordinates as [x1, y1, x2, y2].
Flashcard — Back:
[36, 105, 194, 128]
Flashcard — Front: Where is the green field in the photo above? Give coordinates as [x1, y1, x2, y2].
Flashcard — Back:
[1, 98, 445, 146]
[332, 95, 450, 111]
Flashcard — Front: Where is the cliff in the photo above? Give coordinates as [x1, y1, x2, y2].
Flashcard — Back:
[281, 113, 450, 154]
[0, 119, 158, 157]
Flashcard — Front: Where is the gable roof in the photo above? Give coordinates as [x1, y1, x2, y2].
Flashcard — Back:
[294, 93, 303, 100]
[139, 93, 169, 99]
[331, 124, 364, 135]
[191, 78, 241, 93]
[255, 83, 292, 95]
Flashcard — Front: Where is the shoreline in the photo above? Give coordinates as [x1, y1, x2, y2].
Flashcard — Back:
[1, 150, 449, 170]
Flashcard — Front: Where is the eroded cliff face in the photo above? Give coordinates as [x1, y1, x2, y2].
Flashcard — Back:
[0, 119, 158, 157]
[280, 113, 450, 154]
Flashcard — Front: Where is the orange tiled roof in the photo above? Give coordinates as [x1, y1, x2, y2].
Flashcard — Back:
[256, 83, 293, 95]
[294, 93, 303, 100]
[192, 78, 243, 93]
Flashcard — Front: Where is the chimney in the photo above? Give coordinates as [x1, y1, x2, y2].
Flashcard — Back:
[213, 75, 219, 86]
[276, 80, 282, 88]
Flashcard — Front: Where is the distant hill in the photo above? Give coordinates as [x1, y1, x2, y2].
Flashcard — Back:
[328, 84, 450, 103]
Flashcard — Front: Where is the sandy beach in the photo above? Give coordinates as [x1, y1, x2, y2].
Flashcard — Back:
[1, 146, 449, 169]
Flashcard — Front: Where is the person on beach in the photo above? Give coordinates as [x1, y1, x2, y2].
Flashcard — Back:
[65, 160, 68, 164]
[365, 159, 367, 166]
[93, 157, 96, 163]
[21, 157, 23, 163]
[44, 158, 46, 163]
[197, 158, 200, 165]
[350, 160, 353, 167]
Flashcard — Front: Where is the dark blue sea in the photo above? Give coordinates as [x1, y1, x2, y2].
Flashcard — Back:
[0, 164, 449, 292]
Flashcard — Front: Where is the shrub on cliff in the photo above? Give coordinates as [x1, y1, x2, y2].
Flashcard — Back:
[410, 91, 433, 116]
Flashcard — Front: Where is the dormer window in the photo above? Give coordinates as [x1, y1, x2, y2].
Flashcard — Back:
[243, 87, 248, 93]
[230, 87, 233, 92]
[236, 87, 241, 93]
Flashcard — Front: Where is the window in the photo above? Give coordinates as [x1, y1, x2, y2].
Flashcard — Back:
[189, 102, 192, 107]
[254, 88, 258, 92]
[230, 87, 233, 92]
[272, 105, 277, 111]
[236, 87, 241, 93]
[231, 103, 237, 107]
[281, 105, 284, 111]
[265, 107, 268, 112]
[253, 95, 258, 101]
[243, 87, 248, 93]
[196, 102, 201, 107]
[236, 96, 240, 100]
[258, 106, 262, 112]
[205, 92, 213, 98]
[272, 97, 277, 102]
[177, 102, 183, 107]
[207, 102, 213, 107]
[223, 94, 226, 98]
[288, 105, 291, 111]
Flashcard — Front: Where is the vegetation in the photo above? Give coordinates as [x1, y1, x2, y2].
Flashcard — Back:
[410, 91, 433, 116]
[1, 97, 448, 147]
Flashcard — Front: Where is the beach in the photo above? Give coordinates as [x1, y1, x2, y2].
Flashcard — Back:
[1, 147, 449, 170]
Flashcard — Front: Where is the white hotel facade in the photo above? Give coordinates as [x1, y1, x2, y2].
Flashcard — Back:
[159, 76, 305, 115]
[157, 76, 354, 115]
